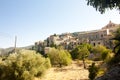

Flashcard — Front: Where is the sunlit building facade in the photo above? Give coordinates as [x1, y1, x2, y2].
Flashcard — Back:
[35, 21, 120, 51]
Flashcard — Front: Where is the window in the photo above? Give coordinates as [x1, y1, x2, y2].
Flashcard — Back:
[93, 43, 95, 46]
[98, 42, 100, 44]
[101, 34, 103, 38]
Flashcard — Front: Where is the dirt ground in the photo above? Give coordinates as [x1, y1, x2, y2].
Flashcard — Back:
[35, 61, 89, 80]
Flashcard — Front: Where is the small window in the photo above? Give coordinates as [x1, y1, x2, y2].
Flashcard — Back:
[101, 34, 103, 37]
[98, 42, 100, 44]
[93, 43, 95, 46]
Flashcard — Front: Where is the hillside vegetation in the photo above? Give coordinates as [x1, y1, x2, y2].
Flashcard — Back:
[0, 50, 51, 80]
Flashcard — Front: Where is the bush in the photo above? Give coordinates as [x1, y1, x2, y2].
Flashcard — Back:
[107, 54, 120, 67]
[92, 45, 112, 61]
[0, 49, 51, 80]
[48, 48, 72, 67]
[88, 63, 99, 80]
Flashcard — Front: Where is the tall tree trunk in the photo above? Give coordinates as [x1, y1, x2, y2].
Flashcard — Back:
[82, 57, 86, 69]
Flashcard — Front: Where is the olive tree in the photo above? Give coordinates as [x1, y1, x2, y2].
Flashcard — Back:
[48, 48, 72, 67]
[71, 43, 92, 68]
[92, 45, 112, 61]
[0, 50, 51, 80]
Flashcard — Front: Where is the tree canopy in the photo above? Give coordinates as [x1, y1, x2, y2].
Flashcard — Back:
[86, 0, 120, 13]
[0, 50, 51, 80]
[92, 45, 112, 61]
[70, 43, 92, 60]
[48, 48, 72, 67]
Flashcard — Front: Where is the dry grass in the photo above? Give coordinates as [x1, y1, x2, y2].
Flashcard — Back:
[35, 61, 89, 80]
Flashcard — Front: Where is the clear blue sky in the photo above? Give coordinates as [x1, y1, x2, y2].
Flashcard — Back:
[0, 0, 120, 48]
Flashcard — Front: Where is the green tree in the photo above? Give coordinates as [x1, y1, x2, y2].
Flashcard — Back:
[71, 43, 92, 59]
[71, 43, 91, 68]
[48, 48, 72, 67]
[86, 0, 120, 13]
[92, 45, 111, 61]
[0, 50, 51, 80]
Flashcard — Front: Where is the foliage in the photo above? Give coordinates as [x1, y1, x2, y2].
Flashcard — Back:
[34, 44, 43, 55]
[92, 45, 112, 61]
[107, 54, 120, 67]
[106, 27, 120, 67]
[101, 50, 111, 61]
[86, 0, 120, 13]
[50, 43, 57, 48]
[113, 27, 120, 56]
[84, 43, 93, 53]
[88, 63, 99, 80]
[70, 43, 92, 69]
[0, 50, 51, 80]
[48, 48, 72, 67]
[70, 43, 91, 60]
[96, 68, 106, 78]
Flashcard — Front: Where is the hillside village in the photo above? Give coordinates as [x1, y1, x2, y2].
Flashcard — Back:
[35, 21, 120, 53]
[0, 21, 119, 56]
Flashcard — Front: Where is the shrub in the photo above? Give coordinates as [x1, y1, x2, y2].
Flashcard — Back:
[48, 48, 72, 67]
[92, 45, 112, 61]
[0, 49, 51, 80]
[88, 63, 99, 80]
[107, 54, 120, 67]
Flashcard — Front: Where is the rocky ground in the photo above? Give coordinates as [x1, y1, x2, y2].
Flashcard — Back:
[35, 61, 89, 80]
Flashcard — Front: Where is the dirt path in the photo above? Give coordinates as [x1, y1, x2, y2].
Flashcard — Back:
[38, 61, 89, 80]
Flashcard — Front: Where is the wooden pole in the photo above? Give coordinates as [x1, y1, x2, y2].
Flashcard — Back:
[14, 36, 17, 53]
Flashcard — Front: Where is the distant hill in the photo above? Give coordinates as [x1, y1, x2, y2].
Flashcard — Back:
[19, 45, 34, 50]
[0, 45, 34, 56]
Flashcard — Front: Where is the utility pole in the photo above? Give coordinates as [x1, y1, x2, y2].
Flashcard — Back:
[14, 36, 17, 53]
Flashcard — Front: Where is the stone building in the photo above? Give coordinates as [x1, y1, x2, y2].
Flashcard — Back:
[76, 21, 119, 48]
[35, 21, 120, 52]
[46, 33, 74, 46]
